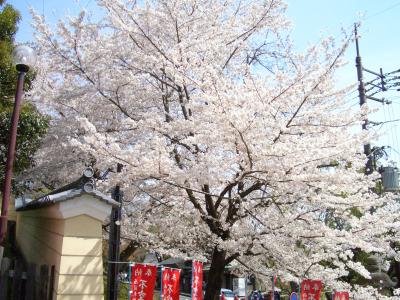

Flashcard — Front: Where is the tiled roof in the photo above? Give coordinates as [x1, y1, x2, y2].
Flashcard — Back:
[15, 187, 120, 211]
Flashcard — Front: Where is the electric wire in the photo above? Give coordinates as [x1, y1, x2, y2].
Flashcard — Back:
[363, 1, 400, 21]
[85, 0, 93, 8]
[389, 104, 400, 158]
[384, 104, 398, 161]
[388, 146, 400, 156]
[388, 96, 400, 101]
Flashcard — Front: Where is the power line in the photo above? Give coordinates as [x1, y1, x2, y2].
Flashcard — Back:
[363, 1, 400, 21]
[85, 0, 93, 8]
[389, 105, 400, 157]
[387, 146, 400, 157]
[388, 96, 400, 102]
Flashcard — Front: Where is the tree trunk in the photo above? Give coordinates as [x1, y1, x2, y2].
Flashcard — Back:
[394, 261, 400, 288]
[205, 247, 227, 300]
[119, 240, 140, 262]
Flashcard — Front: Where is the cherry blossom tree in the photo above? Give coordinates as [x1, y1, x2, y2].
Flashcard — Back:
[28, 0, 400, 298]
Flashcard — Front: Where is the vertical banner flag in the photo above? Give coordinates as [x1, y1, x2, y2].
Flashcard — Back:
[191, 261, 203, 300]
[130, 264, 157, 300]
[334, 291, 349, 300]
[161, 267, 181, 300]
[271, 275, 278, 300]
[301, 279, 323, 300]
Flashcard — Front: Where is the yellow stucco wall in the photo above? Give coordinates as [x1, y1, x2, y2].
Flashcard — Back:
[16, 209, 105, 300]
[16, 212, 65, 268]
[56, 215, 104, 298]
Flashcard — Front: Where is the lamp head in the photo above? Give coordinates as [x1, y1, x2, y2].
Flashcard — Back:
[12, 45, 37, 72]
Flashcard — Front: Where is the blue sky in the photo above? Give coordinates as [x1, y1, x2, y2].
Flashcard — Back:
[286, 1, 400, 165]
[8, 0, 400, 165]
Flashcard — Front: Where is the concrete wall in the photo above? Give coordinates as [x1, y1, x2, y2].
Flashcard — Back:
[16, 195, 113, 300]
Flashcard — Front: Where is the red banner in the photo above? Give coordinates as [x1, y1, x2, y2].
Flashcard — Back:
[334, 291, 349, 300]
[130, 264, 157, 300]
[191, 261, 203, 300]
[301, 279, 323, 300]
[161, 267, 181, 300]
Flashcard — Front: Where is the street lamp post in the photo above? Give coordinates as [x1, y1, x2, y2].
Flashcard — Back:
[0, 45, 37, 245]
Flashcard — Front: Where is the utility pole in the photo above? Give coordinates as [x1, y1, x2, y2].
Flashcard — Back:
[107, 163, 123, 300]
[354, 24, 388, 175]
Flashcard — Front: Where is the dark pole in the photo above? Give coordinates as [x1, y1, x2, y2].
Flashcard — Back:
[0, 68, 27, 245]
[107, 163, 123, 300]
[355, 24, 373, 175]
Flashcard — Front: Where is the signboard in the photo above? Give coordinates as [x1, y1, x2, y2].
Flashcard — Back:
[334, 291, 349, 300]
[191, 261, 203, 300]
[130, 264, 157, 300]
[301, 279, 323, 300]
[161, 267, 181, 300]
[290, 292, 298, 300]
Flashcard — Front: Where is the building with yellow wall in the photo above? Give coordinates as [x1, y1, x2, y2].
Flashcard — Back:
[15, 187, 119, 300]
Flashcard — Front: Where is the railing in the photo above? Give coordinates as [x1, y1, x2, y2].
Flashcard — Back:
[0, 257, 55, 300]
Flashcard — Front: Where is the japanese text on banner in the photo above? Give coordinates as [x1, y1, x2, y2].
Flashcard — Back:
[334, 291, 349, 300]
[191, 261, 203, 300]
[162, 268, 181, 300]
[130, 264, 157, 300]
[301, 279, 323, 300]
